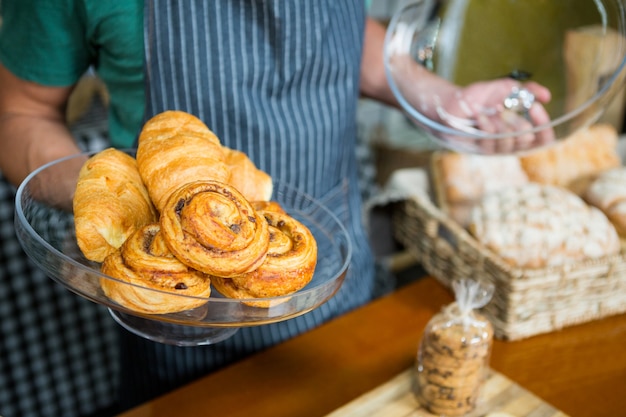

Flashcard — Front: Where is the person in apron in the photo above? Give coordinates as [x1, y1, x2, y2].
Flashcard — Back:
[0, 1, 553, 413]
[116, 1, 381, 408]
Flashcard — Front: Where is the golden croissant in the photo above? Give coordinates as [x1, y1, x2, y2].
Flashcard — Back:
[73, 148, 157, 262]
[223, 148, 273, 202]
[136, 110, 230, 212]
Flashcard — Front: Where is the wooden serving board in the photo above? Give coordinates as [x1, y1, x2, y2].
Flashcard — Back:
[325, 368, 569, 417]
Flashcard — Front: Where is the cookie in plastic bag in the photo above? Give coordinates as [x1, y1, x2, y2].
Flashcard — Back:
[414, 279, 495, 416]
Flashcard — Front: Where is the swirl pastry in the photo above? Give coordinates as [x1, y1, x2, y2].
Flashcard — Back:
[224, 148, 273, 202]
[160, 180, 270, 277]
[101, 223, 212, 314]
[212, 208, 317, 308]
[73, 148, 157, 262]
[136, 110, 230, 212]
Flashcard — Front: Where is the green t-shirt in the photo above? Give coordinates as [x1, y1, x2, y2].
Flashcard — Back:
[0, 0, 144, 148]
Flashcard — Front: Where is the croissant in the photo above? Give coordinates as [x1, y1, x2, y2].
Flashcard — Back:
[251, 200, 286, 214]
[224, 148, 273, 202]
[136, 110, 230, 212]
[73, 148, 157, 262]
[160, 180, 270, 277]
[211, 208, 317, 308]
[100, 223, 212, 314]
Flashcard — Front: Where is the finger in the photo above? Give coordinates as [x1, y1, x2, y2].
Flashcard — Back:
[522, 81, 552, 104]
[490, 113, 518, 153]
[535, 125, 556, 147]
[528, 105, 551, 131]
[508, 115, 536, 151]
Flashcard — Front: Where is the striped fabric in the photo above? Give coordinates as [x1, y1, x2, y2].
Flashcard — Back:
[117, 0, 381, 410]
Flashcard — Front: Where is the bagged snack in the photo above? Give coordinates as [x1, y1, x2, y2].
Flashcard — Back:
[414, 279, 494, 416]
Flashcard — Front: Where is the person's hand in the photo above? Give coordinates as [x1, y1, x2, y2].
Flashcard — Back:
[387, 54, 555, 154]
[435, 78, 555, 154]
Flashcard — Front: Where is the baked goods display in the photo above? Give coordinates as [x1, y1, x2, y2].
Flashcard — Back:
[414, 280, 494, 416]
[73, 148, 157, 262]
[428, 123, 625, 268]
[73, 110, 318, 314]
[584, 166, 626, 236]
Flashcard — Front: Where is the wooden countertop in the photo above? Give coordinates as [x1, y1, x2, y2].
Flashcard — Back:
[118, 277, 626, 417]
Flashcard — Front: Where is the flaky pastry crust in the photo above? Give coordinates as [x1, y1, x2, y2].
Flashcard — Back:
[224, 148, 273, 202]
[100, 223, 212, 314]
[212, 208, 317, 308]
[136, 111, 230, 212]
[160, 180, 270, 277]
[73, 148, 157, 262]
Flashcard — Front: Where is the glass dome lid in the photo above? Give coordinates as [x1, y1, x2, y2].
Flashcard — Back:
[385, 0, 626, 154]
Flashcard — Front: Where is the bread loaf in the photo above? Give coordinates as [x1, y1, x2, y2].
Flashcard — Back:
[431, 151, 529, 226]
[469, 183, 620, 268]
[519, 124, 621, 194]
[584, 167, 626, 236]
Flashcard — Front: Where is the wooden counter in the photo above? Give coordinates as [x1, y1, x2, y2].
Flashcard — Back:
[118, 277, 626, 417]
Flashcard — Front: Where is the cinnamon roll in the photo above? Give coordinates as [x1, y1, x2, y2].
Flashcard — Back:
[212, 208, 317, 308]
[160, 180, 270, 277]
[100, 223, 212, 314]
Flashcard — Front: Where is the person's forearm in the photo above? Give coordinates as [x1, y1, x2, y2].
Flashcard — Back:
[0, 114, 86, 209]
[360, 18, 399, 107]
[0, 113, 82, 186]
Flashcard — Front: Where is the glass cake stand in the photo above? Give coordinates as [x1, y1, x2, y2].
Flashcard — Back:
[14, 151, 352, 346]
[385, 0, 626, 155]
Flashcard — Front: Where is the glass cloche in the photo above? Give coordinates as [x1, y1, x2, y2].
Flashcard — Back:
[385, 0, 626, 154]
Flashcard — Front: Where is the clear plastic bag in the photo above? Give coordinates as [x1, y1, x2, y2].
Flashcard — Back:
[414, 279, 495, 416]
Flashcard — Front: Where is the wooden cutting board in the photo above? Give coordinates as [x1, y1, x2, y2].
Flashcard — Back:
[325, 368, 569, 417]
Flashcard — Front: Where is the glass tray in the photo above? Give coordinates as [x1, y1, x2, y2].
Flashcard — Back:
[14, 151, 351, 346]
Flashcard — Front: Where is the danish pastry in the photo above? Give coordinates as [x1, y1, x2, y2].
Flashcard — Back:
[211, 208, 317, 307]
[100, 223, 212, 314]
[159, 180, 270, 277]
[73, 148, 157, 262]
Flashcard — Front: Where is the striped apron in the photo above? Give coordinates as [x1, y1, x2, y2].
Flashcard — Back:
[119, 0, 376, 407]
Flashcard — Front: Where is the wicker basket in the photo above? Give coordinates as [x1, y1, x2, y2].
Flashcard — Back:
[393, 189, 626, 340]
